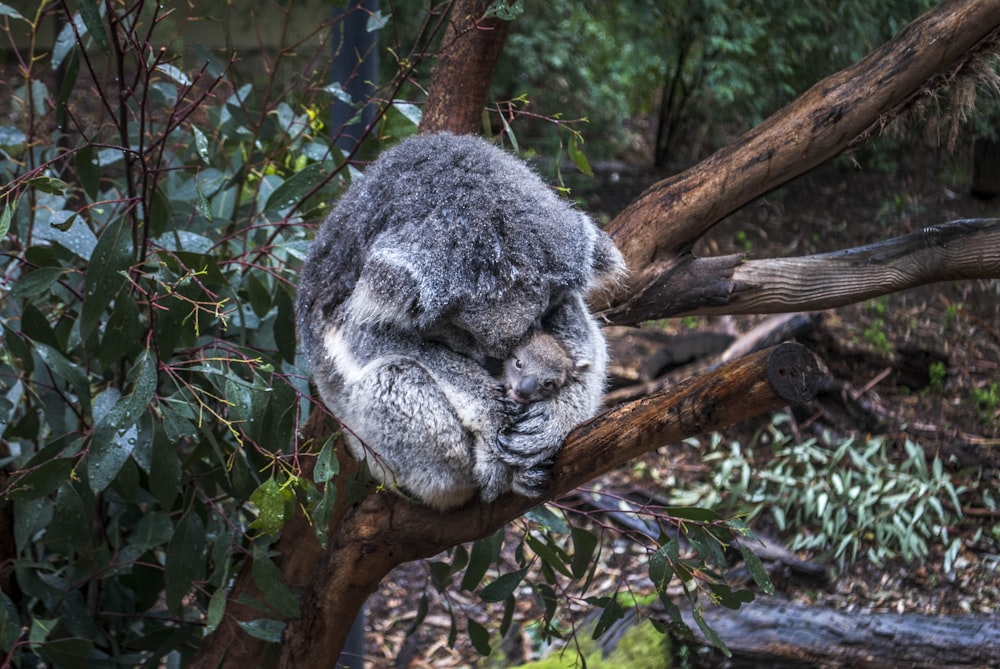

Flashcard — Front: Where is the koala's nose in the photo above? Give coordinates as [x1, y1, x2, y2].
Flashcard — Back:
[517, 377, 538, 397]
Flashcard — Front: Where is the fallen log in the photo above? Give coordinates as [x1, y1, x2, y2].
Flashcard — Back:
[669, 595, 1000, 668]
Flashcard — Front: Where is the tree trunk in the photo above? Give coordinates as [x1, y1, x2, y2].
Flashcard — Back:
[419, 0, 512, 135]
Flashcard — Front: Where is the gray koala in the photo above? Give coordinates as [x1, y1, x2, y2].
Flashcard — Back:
[502, 330, 589, 405]
[296, 133, 624, 511]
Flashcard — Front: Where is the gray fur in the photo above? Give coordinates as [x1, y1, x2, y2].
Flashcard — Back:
[296, 133, 625, 511]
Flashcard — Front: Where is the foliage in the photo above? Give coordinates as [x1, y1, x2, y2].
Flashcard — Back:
[493, 0, 939, 162]
[0, 1, 443, 664]
[427, 501, 771, 661]
[680, 418, 968, 571]
[971, 381, 1000, 425]
[506, 616, 669, 669]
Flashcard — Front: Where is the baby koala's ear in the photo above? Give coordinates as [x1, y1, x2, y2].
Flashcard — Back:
[345, 249, 423, 327]
[574, 358, 592, 375]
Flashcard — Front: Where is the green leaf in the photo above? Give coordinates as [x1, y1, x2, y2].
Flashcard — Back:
[252, 545, 301, 618]
[525, 533, 571, 578]
[81, 213, 134, 339]
[274, 285, 297, 364]
[35, 637, 95, 668]
[77, 0, 108, 53]
[0, 592, 21, 649]
[567, 135, 593, 176]
[461, 534, 497, 592]
[237, 618, 286, 643]
[165, 507, 206, 613]
[665, 506, 722, 522]
[0, 4, 26, 20]
[192, 125, 210, 164]
[570, 525, 597, 579]
[27, 176, 68, 195]
[0, 202, 11, 236]
[366, 9, 391, 31]
[88, 351, 157, 493]
[34, 343, 91, 415]
[591, 595, 624, 638]
[692, 606, 730, 656]
[480, 567, 527, 602]
[150, 427, 182, 508]
[391, 100, 422, 127]
[313, 437, 340, 484]
[249, 477, 293, 536]
[205, 590, 228, 636]
[264, 163, 329, 214]
[75, 145, 99, 199]
[129, 511, 174, 550]
[526, 504, 568, 534]
[737, 542, 774, 595]
[485, 0, 524, 21]
[12, 266, 68, 300]
[467, 618, 491, 656]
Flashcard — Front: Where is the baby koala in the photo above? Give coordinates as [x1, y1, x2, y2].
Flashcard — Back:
[502, 331, 590, 405]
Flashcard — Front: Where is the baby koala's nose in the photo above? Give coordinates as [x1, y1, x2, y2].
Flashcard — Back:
[516, 377, 538, 397]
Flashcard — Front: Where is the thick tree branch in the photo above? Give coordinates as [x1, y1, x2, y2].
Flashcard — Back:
[598, 0, 1000, 317]
[278, 343, 822, 667]
[606, 218, 1000, 322]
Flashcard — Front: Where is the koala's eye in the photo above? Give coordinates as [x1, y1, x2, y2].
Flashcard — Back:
[514, 358, 523, 369]
[543, 380, 556, 389]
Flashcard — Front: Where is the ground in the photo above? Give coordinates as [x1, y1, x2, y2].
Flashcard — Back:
[362, 140, 999, 667]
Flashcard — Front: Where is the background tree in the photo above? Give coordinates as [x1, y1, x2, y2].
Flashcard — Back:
[0, 1, 997, 668]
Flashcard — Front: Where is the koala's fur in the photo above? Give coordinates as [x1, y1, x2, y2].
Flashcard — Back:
[296, 133, 624, 511]
[503, 330, 588, 405]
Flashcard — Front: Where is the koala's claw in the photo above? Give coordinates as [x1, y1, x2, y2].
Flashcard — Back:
[512, 462, 553, 498]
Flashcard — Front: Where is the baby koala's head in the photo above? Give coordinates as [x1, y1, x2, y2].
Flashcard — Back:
[503, 331, 589, 404]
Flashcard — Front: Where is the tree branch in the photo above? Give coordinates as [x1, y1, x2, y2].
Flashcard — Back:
[597, 0, 1000, 314]
[604, 218, 1000, 322]
[278, 343, 822, 667]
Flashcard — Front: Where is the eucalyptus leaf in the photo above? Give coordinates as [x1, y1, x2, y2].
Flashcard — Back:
[88, 351, 157, 493]
[81, 214, 135, 339]
[251, 545, 301, 618]
[165, 508, 206, 613]
[480, 567, 528, 603]
[237, 618, 286, 643]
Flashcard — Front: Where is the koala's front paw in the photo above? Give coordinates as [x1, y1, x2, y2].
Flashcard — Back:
[495, 403, 551, 468]
[511, 461, 553, 498]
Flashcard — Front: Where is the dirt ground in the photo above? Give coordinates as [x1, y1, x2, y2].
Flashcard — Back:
[362, 141, 1000, 668]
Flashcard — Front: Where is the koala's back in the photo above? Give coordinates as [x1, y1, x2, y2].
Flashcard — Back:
[296, 133, 607, 360]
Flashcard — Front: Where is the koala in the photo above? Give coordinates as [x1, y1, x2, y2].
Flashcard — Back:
[296, 133, 625, 511]
[502, 330, 589, 405]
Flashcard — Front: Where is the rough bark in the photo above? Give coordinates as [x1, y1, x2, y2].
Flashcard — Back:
[596, 0, 1000, 318]
[606, 218, 1000, 322]
[419, 0, 512, 135]
[678, 595, 1000, 668]
[278, 343, 822, 668]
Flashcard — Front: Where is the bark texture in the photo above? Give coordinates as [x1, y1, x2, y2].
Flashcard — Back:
[419, 0, 512, 135]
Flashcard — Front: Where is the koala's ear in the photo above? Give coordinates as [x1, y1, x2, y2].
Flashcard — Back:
[574, 358, 592, 375]
[589, 230, 627, 288]
[344, 249, 423, 327]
